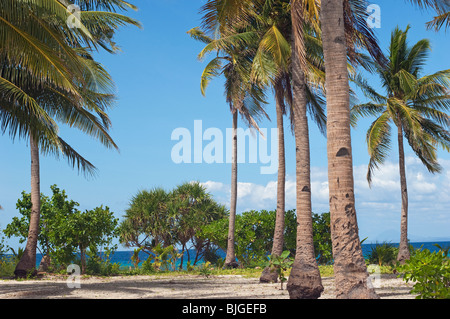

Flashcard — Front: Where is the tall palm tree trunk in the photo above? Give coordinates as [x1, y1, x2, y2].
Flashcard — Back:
[287, 2, 323, 299]
[260, 82, 286, 283]
[321, 0, 378, 299]
[396, 122, 410, 263]
[14, 134, 41, 278]
[225, 109, 238, 268]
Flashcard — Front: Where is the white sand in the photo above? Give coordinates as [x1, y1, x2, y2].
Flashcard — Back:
[0, 274, 416, 299]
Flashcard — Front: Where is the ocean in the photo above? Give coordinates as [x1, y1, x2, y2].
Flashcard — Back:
[30, 241, 450, 270]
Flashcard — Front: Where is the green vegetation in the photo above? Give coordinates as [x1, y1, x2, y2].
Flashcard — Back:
[1, 0, 449, 300]
[264, 251, 294, 290]
[198, 209, 297, 267]
[351, 25, 450, 263]
[364, 242, 399, 266]
[397, 245, 450, 299]
[3, 185, 119, 275]
[118, 182, 227, 269]
[1, 185, 448, 301]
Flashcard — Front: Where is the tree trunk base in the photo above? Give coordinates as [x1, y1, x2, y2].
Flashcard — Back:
[336, 280, 380, 299]
[224, 261, 239, 269]
[14, 250, 37, 278]
[397, 246, 411, 265]
[259, 266, 278, 283]
[14, 265, 37, 279]
[334, 264, 380, 299]
[287, 264, 323, 299]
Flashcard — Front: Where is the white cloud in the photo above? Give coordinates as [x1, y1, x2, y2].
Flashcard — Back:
[201, 180, 228, 193]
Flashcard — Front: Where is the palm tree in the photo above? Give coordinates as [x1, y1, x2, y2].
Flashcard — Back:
[320, 0, 378, 299]
[351, 26, 450, 263]
[206, 0, 327, 289]
[286, 0, 382, 299]
[188, 24, 268, 268]
[197, 1, 381, 295]
[285, 0, 326, 299]
[1, 0, 140, 277]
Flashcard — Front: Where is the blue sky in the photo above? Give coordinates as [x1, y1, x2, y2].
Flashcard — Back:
[1, 0, 449, 249]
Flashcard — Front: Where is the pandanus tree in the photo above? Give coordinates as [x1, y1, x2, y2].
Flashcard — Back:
[351, 26, 450, 263]
[188, 22, 269, 268]
[0, 0, 140, 277]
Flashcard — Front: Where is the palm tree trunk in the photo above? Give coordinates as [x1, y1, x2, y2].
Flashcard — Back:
[396, 122, 410, 263]
[225, 109, 238, 268]
[14, 134, 41, 278]
[260, 82, 286, 283]
[321, 0, 378, 299]
[287, 2, 323, 299]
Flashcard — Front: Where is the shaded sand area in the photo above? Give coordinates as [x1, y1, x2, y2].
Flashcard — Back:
[0, 274, 416, 299]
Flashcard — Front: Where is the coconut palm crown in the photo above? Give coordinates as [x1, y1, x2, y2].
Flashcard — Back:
[351, 25, 450, 262]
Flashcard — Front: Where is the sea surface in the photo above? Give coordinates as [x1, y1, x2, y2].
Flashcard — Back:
[30, 241, 450, 270]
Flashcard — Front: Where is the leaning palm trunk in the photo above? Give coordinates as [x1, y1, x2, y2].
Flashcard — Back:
[260, 82, 286, 283]
[396, 121, 410, 263]
[321, 0, 378, 299]
[225, 110, 239, 268]
[14, 134, 41, 278]
[287, 2, 323, 299]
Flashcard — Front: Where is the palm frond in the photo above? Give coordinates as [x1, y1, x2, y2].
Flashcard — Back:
[351, 102, 386, 127]
[427, 10, 450, 30]
[199, 57, 224, 96]
[351, 73, 387, 104]
[366, 111, 392, 185]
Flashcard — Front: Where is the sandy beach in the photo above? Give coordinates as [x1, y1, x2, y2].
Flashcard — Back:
[0, 274, 416, 299]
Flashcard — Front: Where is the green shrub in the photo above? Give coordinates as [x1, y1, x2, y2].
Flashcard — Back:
[86, 249, 120, 276]
[141, 257, 157, 273]
[264, 251, 294, 290]
[397, 245, 450, 299]
[365, 242, 398, 266]
[197, 209, 297, 268]
[0, 256, 17, 278]
[312, 212, 332, 265]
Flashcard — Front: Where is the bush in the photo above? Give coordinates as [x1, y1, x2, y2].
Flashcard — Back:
[365, 242, 398, 266]
[0, 256, 17, 278]
[397, 244, 450, 299]
[197, 209, 297, 267]
[85, 248, 121, 276]
[198, 210, 333, 267]
[312, 212, 332, 265]
[3, 185, 119, 274]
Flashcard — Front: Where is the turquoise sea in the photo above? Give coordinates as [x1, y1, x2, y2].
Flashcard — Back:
[32, 241, 450, 270]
